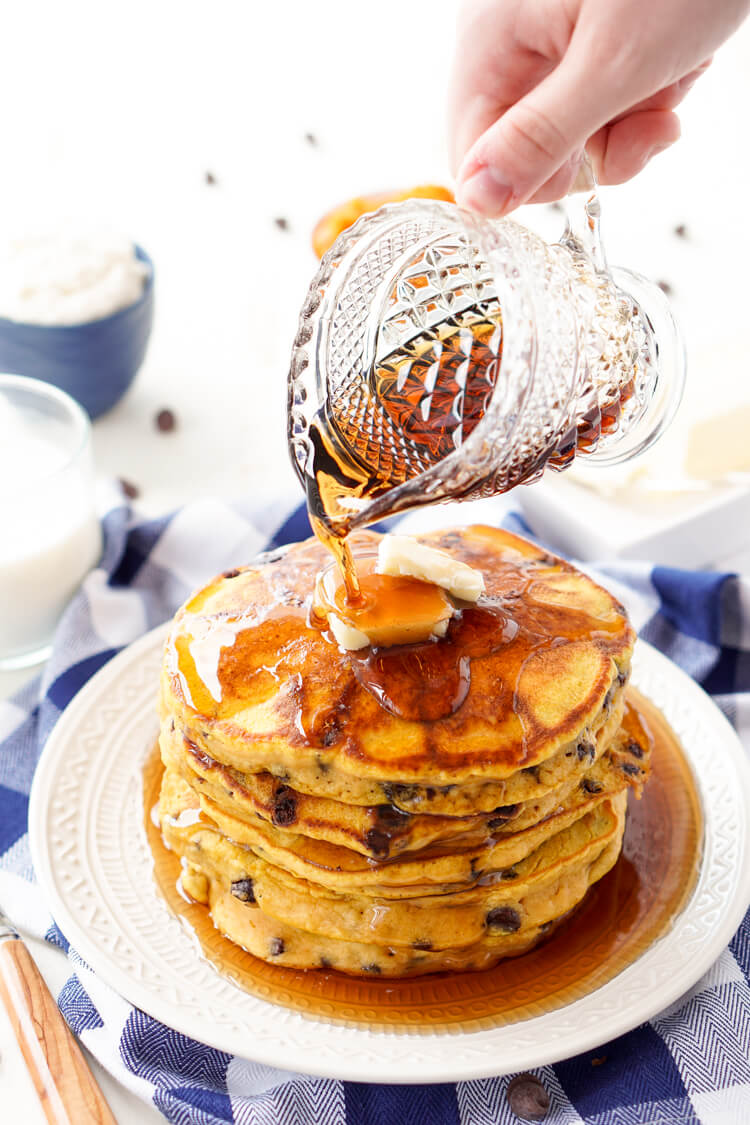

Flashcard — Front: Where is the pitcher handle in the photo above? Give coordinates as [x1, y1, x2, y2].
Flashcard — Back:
[558, 152, 608, 274]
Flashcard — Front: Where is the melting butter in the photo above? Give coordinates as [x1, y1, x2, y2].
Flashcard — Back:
[377, 534, 485, 601]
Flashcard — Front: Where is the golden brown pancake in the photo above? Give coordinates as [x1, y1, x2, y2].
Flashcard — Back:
[159, 526, 634, 799]
[155, 525, 642, 977]
[161, 699, 648, 860]
[160, 768, 626, 970]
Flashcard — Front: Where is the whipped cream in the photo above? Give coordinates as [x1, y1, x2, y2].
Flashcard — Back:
[0, 230, 149, 325]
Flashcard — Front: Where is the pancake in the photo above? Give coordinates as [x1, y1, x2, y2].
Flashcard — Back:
[160, 767, 626, 961]
[154, 525, 644, 979]
[160, 717, 644, 897]
[207, 886, 577, 976]
[161, 697, 648, 861]
[159, 526, 634, 806]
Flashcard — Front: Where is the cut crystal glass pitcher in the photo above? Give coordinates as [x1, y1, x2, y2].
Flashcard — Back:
[288, 177, 685, 538]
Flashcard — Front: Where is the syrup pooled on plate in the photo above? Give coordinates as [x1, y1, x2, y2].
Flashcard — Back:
[144, 690, 702, 1031]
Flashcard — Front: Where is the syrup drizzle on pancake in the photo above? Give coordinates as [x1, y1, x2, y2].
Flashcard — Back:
[166, 531, 630, 730]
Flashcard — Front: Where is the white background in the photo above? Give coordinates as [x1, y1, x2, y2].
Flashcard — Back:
[0, 1, 749, 1121]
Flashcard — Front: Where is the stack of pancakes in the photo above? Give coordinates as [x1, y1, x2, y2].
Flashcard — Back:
[157, 526, 649, 977]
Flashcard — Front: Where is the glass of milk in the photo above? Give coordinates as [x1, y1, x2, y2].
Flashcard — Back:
[0, 374, 101, 669]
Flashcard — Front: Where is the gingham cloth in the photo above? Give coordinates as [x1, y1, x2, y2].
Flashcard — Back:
[1, 487, 750, 1125]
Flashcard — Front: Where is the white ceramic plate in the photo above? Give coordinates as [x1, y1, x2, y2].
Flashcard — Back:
[29, 626, 750, 1084]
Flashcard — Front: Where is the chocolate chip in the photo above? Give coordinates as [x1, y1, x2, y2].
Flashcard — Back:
[269, 938, 284, 956]
[412, 940, 432, 951]
[627, 739, 644, 759]
[315, 754, 331, 772]
[319, 956, 332, 969]
[205, 171, 217, 185]
[222, 568, 241, 579]
[617, 669, 628, 687]
[383, 783, 419, 805]
[362, 962, 382, 974]
[272, 785, 297, 827]
[500, 867, 519, 881]
[119, 477, 139, 500]
[321, 725, 339, 748]
[304, 132, 318, 146]
[364, 829, 391, 858]
[621, 761, 641, 776]
[274, 216, 289, 231]
[155, 408, 177, 433]
[488, 804, 519, 828]
[374, 803, 410, 829]
[231, 878, 255, 903]
[486, 906, 521, 932]
[522, 766, 540, 780]
[657, 280, 673, 296]
[674, 224, 688, 239]
[577, 740, 596, 762]
[581, 778, 603, 795]
[506, 1074, 550, 1121]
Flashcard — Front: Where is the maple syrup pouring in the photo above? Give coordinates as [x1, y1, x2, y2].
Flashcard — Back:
[303, 287, 637, 602]
[304, 302, 505, 600]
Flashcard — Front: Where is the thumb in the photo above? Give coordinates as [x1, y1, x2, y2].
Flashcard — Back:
[456, 58, 613, 216]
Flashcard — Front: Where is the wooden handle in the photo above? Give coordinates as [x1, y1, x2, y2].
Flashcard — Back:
[0, 939, 116, 1125]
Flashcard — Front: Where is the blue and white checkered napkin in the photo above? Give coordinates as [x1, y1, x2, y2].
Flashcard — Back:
[2, 486, 750, 1125]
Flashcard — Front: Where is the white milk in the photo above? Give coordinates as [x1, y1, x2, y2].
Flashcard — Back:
[0, 387, 101, 666]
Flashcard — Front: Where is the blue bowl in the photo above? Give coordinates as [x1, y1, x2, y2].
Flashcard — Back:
[0, 245, 154, 418]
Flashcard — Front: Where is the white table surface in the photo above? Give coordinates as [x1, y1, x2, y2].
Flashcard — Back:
[2, 2, 750, 1120]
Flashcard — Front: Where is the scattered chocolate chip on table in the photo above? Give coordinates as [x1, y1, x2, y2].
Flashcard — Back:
[155, 409, 177, 433]
[119, 478, 140, 500]
[506, 1074, 551, 1121]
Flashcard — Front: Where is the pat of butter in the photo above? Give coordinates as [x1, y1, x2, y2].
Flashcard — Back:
[328, 614, 370, 651]
[328, 604, 452, 651]
[377, 535, 485, 602]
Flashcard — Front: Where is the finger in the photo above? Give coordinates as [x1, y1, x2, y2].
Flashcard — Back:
[587, 109, 681, 185]
[447, 0, 563, 175]
[617, 59, 712, 117]
[525, 153, 586, 204]
[456, 56, 615, 216]
[450, 92, 508, 178]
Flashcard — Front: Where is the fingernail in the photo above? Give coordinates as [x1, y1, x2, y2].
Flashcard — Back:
[457, 165, 513, 217]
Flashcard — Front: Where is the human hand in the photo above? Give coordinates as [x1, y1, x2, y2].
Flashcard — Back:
[449, 0, 750, 216]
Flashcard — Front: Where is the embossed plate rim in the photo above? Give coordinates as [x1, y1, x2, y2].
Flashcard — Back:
[29, 624, 750, 1083]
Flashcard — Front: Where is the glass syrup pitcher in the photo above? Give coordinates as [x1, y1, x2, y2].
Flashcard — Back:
[287, 165, 685, 581]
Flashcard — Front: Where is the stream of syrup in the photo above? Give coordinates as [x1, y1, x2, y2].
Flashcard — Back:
[303, 299, 634, 600]
[143, 689, 703, 1033]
